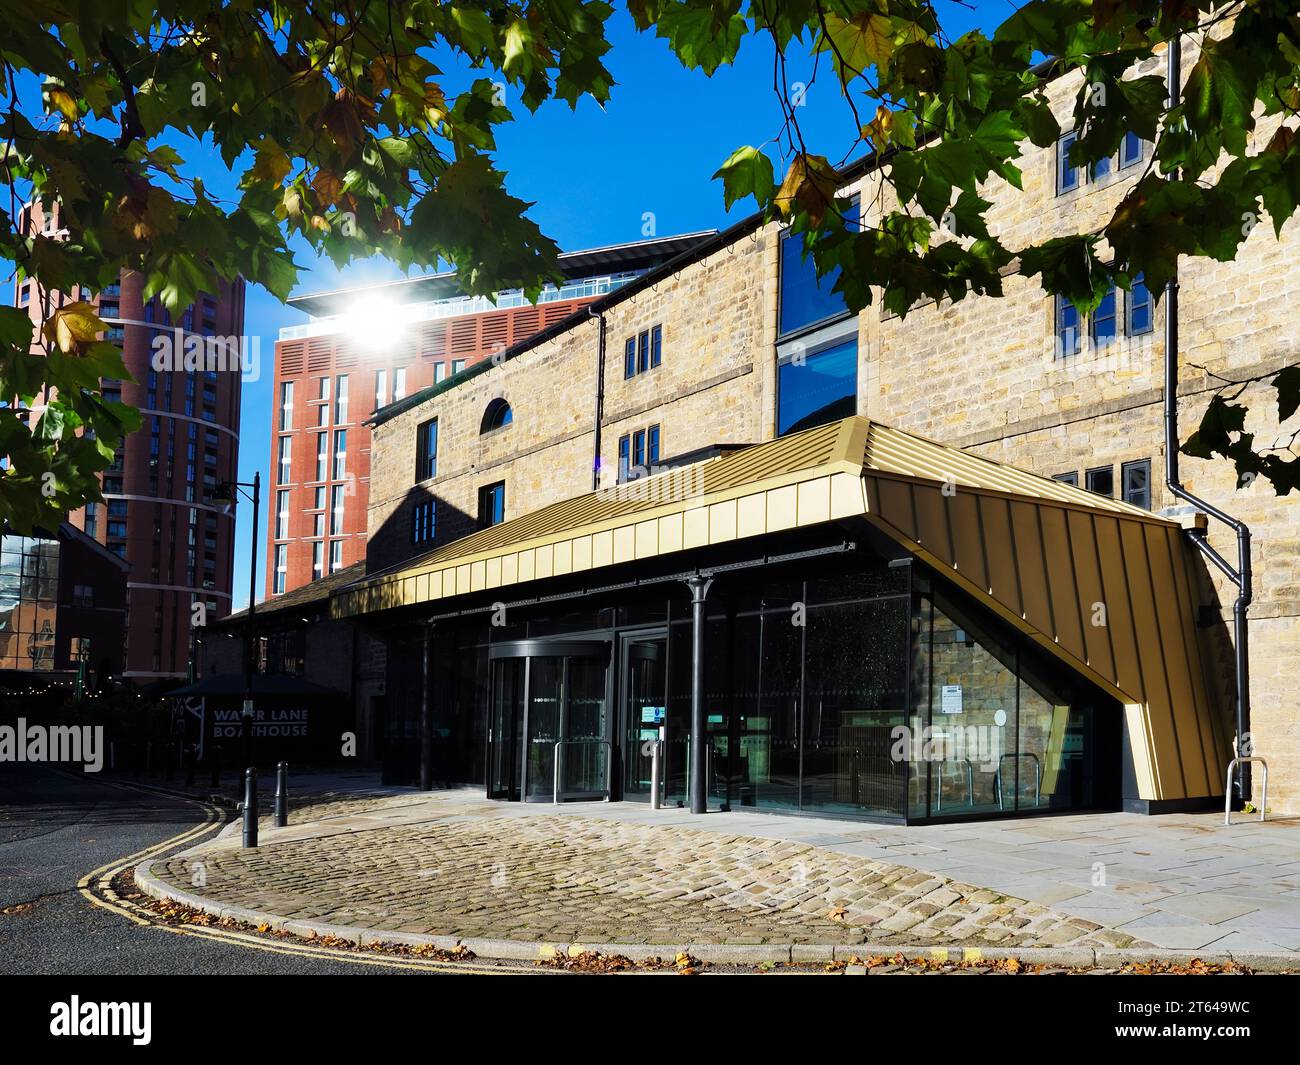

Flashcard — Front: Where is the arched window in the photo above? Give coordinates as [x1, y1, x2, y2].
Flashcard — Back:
[481, 398, 513, 433]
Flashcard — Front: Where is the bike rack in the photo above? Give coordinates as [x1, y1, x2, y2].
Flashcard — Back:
[935, 758, 974, 812]
[553, 738, 613, 804]
[1224, 756, 1268, 826]
[995, 753, 1040, 811]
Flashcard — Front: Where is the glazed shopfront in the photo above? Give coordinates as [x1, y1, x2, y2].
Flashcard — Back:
[339, 418, 1230, 823]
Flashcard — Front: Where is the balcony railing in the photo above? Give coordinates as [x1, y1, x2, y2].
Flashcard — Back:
[278, 273, 640, 342]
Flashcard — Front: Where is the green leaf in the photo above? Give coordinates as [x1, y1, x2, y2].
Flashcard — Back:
[713, 146, 775, 210]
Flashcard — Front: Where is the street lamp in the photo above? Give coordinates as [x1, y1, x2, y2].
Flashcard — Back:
[210, 471, 260, 770]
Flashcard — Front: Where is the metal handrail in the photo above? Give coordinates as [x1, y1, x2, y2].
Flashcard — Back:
[1225, 756, 1268, 825]
[553, 738, 613, 804]
[995, 753, 1041, 810]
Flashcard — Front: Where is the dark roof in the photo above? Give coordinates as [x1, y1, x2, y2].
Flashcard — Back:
[215, 560, 366, 628]
[369, 152, 888, 429]
[287, 231, 718, 317]
[169, 673, 343, 698]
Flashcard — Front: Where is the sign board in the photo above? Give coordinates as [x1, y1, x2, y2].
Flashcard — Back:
[940, 685, 963, 714]
[640, 705, 666, 724]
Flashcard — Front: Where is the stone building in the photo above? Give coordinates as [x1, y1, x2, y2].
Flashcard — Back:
[334, 39, 1296, 820]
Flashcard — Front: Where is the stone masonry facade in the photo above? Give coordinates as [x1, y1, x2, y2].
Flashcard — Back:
[367, 38, 1299, 812]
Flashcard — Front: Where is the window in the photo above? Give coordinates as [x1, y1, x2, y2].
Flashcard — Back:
[616, 425, 662, 482]
[1085, 465, 1115, 497]
[275, 490, 290, 539]
[434, 362, 447, 384]
[1057, 280, 1150, 357]
[334, 374, 348, 423]
[624, 326, 663, 379]
[1059, 129, 1146, 195]
[481, 398, 512, 433]
[313, 486, 326, 510]
[317, 403, 329, 427]
[72, 584, 94, 608]
[1056, 295, 1081, 356]
[451, 359, 466, 374]
[1122, 459, 1151, 510]
[478, 481, 505, 528]
[273, 545, 287, 594]
[317, 376, 330, 401]
[415, 418, 438, 481]
[375, 368, 388, 409]
[314, 432, 328, 482]
[779, 227, 849, 337]
[1091, 285, 1117, 347]
[1119, 131, 1145, 169]
[394, 367, 407, 401]
[777, 332, 858, 436]
[332, 429, 347, 480]
[279, 381, 294, 431]
[411, 498, 436, 545]
[1051, 471, 1079, 486]
[84, 503, 98, 539]
[330, 484, 345, 535]
[329, 539, 343, 573]
[278, 436, 293, 482]
[313, 512, 325, 538]
[1128, 273, 1153, 336]
[312, 541, 324, 579]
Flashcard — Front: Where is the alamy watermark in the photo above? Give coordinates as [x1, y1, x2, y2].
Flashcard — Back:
[0, 718, 104, 772]
[150, 327, 261, 381]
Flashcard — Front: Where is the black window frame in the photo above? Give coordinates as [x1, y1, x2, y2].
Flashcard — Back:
[478, 480, 506, 529]
[1085, 465, 1115, 498]
[411, 497, 436, 545]
[415, 417, 438, 482]
[1121, 458, 1152, 510]
[1051, 471, 1079, 486]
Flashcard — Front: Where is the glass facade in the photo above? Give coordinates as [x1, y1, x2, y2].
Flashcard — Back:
[382, 547, 1121, 822]
[0, 536, 60, 670]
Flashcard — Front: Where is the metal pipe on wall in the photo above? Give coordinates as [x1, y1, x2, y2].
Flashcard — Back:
[1161, 33, 1254, 801]
[589, 307, 606, 491]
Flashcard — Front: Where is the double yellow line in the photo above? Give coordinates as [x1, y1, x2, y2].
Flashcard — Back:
[76, 777, 536, 975]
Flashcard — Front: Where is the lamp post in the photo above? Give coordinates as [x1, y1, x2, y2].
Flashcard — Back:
[211, 471, 260, 770]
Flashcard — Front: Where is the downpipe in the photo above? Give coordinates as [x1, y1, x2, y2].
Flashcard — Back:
[589, 306, 606, 491]
[1162, 33, 1254, 802]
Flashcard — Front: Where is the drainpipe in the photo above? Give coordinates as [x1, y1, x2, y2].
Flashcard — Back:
[589, 307, 606, 491]
[1161, 34, 1254, 802]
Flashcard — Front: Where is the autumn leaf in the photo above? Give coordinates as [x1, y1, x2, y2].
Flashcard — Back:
[773, 154, 841, 224]
[43, 302, 105, 353]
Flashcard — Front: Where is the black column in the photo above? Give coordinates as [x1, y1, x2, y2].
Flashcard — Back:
[686, 575, 713, 814]
[418, 622, 434, 791]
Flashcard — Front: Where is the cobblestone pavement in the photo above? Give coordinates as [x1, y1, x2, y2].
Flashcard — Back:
[156, 794, 1144, 949]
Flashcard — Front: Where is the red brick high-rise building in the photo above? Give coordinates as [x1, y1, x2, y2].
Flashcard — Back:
[12, 200, 246, 682]
[267, 233, 713, 597]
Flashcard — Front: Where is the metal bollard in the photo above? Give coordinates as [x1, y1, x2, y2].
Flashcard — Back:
[650, 730, 663, 811]
[274, 761, 288, 828]
[242, 767, 258, 848]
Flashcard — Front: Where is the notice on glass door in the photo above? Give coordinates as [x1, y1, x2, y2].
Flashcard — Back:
[940, 685, 963, 714]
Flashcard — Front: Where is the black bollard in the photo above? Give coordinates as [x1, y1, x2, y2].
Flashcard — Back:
[274, 761, 288, 828]
[242, 767, 258, 848]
